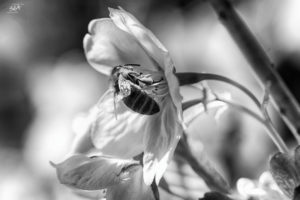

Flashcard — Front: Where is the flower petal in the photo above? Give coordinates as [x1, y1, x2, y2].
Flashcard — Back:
[84, 18, 155, 76]
[84, 9, 185, 182]
[69, 106, 99, 155]
[91, 90, 146, 159]
[106, 167, 159, 200]
[294, 146, 300, 174]
[108, 8, 183, 123]
[109, 7, 167, 70]
[143, 96, 182, 185]
[91, 91, 182, 185]
[164, 67, 183, 123]
[73, 188, 107, 200]
[269, 152, 298, 198]
[52, 154, 139, 190]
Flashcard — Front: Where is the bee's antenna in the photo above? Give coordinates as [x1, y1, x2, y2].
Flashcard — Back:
[113, 92, 118, 120]
[124, 64, 140, 66]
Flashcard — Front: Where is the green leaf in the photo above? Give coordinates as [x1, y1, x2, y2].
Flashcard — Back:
[269, 152, 298, 198]
[51, 154, 139, 190]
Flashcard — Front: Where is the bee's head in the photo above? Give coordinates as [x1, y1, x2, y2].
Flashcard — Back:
[111, 65, 122, 77]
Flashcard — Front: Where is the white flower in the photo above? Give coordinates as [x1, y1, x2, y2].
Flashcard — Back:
[236, 171, 289, 200]
[75, 7, 183, 185]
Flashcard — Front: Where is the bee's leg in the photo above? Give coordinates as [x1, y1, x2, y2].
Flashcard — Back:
[96, 89, 113, 108]
[138, 76, 154, 85]
[113, 92, 118, 120]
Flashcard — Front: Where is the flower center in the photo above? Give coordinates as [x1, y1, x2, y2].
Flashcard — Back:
[111, 64, 169, 115]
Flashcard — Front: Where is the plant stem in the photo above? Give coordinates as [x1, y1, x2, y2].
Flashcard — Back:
[208, 0, 300, 144]
[176, 73, 261, 108]
[216, 98, 289, 153]
[183, 98, 289, 153]
[176, 135, 230, 193]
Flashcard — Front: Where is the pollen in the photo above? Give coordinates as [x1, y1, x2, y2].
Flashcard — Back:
[119, 78, 131, 97]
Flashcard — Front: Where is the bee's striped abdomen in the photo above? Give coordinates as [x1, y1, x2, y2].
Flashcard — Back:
[123, 87, 160, 115]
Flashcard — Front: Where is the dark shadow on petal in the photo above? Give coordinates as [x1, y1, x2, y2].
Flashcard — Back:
[133, 152, 144, 165]
[199, 192, 234, 200]
[294, 185, 300, 200]
[151, 180, 160, 200]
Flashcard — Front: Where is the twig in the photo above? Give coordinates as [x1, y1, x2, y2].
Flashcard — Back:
[176, 72, 261, 109]
[182, 97, 289, 153]
[215, 97, 289, 153]
[175, 135, 230, 193]
[208, 0, 300, 144]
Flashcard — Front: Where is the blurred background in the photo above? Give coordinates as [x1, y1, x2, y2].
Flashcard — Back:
[0, 0, 300, 199]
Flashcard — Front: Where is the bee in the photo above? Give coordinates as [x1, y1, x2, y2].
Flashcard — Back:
[111, 64, 163, 115]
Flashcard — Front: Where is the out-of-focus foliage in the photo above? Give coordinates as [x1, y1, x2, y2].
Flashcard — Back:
[1, 0, 300, 199]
